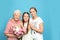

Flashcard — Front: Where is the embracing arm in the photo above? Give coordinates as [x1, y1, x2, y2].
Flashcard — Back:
[4, 33, 16, 37]
[4, 20, 16, 37]
[28, 24, 31, 32]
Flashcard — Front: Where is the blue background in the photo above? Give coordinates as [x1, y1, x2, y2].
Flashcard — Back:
[0, 0, 60, 40]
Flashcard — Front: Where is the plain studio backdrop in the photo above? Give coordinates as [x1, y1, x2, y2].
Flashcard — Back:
[0, 0, 60, 40]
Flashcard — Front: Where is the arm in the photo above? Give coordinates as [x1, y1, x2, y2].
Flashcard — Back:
[4, 33, 16, 37]
[20, 21, 27, 34]
[20, 21, 24, 28]
[28, 24, 31, 32]
[31, 23, 44, 33]
[4, 20, 16, 37]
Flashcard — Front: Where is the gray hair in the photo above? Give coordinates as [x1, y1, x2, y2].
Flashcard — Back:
[13, 10, 21, 15]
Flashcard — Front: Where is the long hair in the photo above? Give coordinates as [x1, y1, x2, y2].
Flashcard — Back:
[22, 12, 30, 33]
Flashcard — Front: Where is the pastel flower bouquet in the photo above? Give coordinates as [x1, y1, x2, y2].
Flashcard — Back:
[12, 25, 26, 38]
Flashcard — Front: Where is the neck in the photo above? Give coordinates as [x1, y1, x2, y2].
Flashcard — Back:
[32, 15, 38, 19]
[24, 21, 28, 23]
[13, 19, 19, 22]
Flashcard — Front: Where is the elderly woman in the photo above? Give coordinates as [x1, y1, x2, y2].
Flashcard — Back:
[4, 10, 24, 40]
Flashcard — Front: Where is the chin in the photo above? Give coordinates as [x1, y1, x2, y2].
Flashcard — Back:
[15, 19, 19, 21]
[32, 15, 34, 17]
[24, 20, 27, 22]
[24, 20, 28, 22]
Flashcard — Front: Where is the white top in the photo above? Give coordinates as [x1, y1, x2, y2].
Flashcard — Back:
[24, 22, 32, 34]
[30, 17, 43, 39]
[22, 22, 33, 40]
[24, 22, 28, 28]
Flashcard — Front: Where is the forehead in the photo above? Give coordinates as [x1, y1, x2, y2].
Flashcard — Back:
[24, 13, 29, 16]
[14, 10, 21, 15]
[14, 13, 20, 16]
[30, 8, 35, 11]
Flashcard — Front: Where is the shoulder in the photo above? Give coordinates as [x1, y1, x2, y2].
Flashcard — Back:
[38, 17, 42, 20]
[18, 20, 22, 23]
[6, 19, 13, 27]
[37, 17, 43, 23]
[8, 18, 13, 23]
[38, 17, 43, 21]
[18, 20, 23, 25]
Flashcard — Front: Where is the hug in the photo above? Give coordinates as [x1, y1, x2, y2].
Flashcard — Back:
[4, 7, 44, 40]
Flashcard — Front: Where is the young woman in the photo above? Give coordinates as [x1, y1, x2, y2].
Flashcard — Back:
[29, 7, 44, 40]
[22, 12, 33, 40]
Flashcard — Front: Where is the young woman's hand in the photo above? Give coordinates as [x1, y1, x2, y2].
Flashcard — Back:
[30, 24, 35, 30]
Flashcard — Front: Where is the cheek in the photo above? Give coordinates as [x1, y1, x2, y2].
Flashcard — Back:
[26, 17, 29, 20]
[33, 12, 36, 16]
[24, 17, 29, 21]
[31, 13, 35, 16]
[17, 16, 20, 19]
[15, 16, 20, 20]
[24, 17, 26, 20]
[14, 16, 17, 19]
[31, 13, 33, 15]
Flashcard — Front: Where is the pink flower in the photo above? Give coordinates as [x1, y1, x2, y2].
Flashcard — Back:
[12, 26, 26, 37]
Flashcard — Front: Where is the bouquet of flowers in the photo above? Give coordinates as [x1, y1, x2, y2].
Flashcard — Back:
[12, 25, 26, 37]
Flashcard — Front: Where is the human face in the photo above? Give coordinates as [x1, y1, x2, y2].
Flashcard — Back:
[14, 13, 20, 21]
[30, 9, 37, 17]
[23, 13, 29, 22]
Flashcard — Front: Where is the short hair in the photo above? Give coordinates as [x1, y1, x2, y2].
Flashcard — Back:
[13, 10, 21, 16]
[30, 7, 37, 12]
[14, 10, 21, 14]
